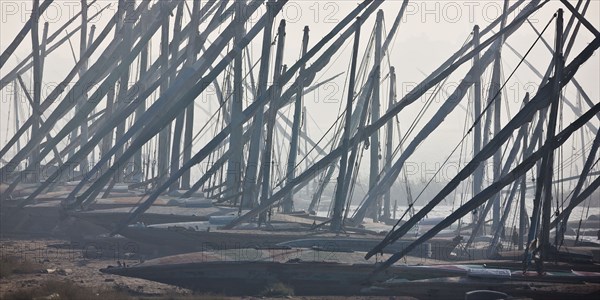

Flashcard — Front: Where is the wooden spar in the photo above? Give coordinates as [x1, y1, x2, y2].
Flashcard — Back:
[9, 1, 178, 203]
[10, 25, 62, 171]
[14, 75, 64, 169]
[183, 129, 255, 199]
[551, 130, 600, 230]
[382, 66, 396, 220]
[491, 0, 510, 230]
[463, 95, 533, 251]
[554, 107, 599, 235]
[12, 81, 21, 152]
[111, 1, 378, 229]
[102, 0, 138, 198]
[275, 123, 314, 163]
[518, 106, 529, 250]
[0, 0, 53, 69]
[309, 165, 336, 214]
[62, 0, 248, 207]
[345, 68, 388, 225]
[39, 22, 49, 83]
[365, 36, 599, 260]
[0, 3, 252, 166]
[283, 26, 309, 213]
[488, 94, 530, 254]
[370, 101, 600, 275]
[116, 0, 136, 160]
[225, 1, 541, 229]
[318, 2, 410, 223]
[245, 47, 258, 96]
[41, 110, 106, 170]
[342, 74, 377, 223]
[30, 0, 41, 173]
[240, 0, 277, 209]
[517, 4, 599, 127]
[303, 106, 310, 197]
[0, 0, 360, 179]
[560, 0, 600, 39]
[102, 0, 127, 160]
[83, 0, 288, 223]
[79, 0, 90, 173]
[87, 26, 96, 162]
[472, 25, 483, 226]
[260, 19, 286, 223]
[331, 18, 361, 232]
[182, 0, 201, 190]
[539, 8, 563, 268]
[133, 4, 149, 183]
[352, 1, 541, 230]
[502, 43, 599, 132]
[0, 0, 106, 91]
[168, 1, 187, 192]
[368, 10, 383, 222]
[225, 0, 246, 203]
[157, 0, 172, 186]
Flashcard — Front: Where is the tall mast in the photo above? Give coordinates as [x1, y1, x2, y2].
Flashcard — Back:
[331, 18, 361, 232]
[157, 0, 172, 185]
[133, 3, 149, 183]
[79, 0, 89, 172]
[181, 0, 202, 190]
[518, 98, 529, 251]
[240, 0, 276, 209]
[283, 26, 309, 213]
[225, 0, 246, 202]
[471, 25, 483, 226]
[259, 19, 286, 223]
[539, 8, 564, 271]
[382, 66, 396, 221]
[29, 0, 41, 172]
[368, 10, 383, 222]
[168, 1, 186, 192]
[114, 0, 135, 174]
[491, 0, 510, 230]
[13, 81, 21, 153]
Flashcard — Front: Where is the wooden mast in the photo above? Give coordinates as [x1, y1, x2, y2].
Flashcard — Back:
[133, 3, 149, 183]
[368, 10, 383, 222]
[29, 0, 41, 177]
[168, 1, 186, 192]
[157, 0, 172, 186]
[331, 17, 361, 232]
[79, 0, 90, 172]
[539, 8, 563, 269]
[259, 19, 286, 223]
[382, 66, 396, 221]
[283, 26, 309, 213]
[225, 0, 246, 203]
[471, 25, 483, 227]
[240, 0, 277, 209]
[182, 0, 202, 190]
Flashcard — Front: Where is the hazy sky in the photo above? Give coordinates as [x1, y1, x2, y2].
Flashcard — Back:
[1, 0, 599, 186]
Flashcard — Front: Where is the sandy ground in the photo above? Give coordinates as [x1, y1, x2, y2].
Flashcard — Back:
[0, 238, 421, 299]
[0, 238, 192, 298]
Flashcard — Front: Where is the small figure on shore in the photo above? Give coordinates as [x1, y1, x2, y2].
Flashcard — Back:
[512, 227, 519, 246]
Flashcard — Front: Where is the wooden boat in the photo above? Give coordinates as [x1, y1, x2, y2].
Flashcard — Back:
[69, 205, 238, 231]
[101, 251, 600, 297]
[373, 276, 600, 300]
[99, 249, 440, 296]
[117, 222, 461, 259]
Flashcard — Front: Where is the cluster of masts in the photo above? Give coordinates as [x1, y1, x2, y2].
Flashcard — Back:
[0, 0, 599, 275]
